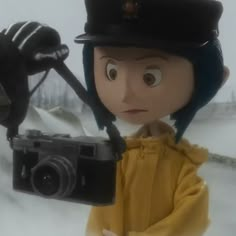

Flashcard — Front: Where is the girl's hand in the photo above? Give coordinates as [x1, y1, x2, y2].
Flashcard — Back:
[3, 21, 69, 75]
[102, 229, 117, 236]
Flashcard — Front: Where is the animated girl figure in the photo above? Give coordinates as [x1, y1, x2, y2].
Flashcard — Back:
[75, 0, 229, 235]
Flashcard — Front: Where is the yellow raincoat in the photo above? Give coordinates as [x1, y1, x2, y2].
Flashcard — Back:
[86, 121, 210, 236]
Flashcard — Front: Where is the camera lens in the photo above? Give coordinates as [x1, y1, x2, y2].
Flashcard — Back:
[31, 156, 76, 198]
[32, 166, 60, 196]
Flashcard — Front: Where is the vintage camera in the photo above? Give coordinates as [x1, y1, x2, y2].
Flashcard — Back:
[12, 129, 118, 205]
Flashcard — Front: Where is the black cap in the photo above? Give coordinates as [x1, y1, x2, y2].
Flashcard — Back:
[75, 0, 223, 48]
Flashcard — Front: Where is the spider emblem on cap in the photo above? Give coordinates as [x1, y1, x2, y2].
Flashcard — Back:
[123, 0, 140, 19]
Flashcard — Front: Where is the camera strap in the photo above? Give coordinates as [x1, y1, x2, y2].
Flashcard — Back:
[54, 62, 126, 159]
[29, 70, 50, 97]
[6, 61, 126, 158]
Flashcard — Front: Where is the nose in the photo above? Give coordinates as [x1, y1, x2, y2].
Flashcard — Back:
[120, 74, 137, 103]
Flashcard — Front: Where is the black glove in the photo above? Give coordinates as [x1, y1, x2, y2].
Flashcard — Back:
[0, 21, 69, 140]
[2, 21, 69, 75]
[0, 32, 28, 137]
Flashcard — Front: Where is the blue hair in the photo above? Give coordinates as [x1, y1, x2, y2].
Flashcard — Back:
[82, 44, 116, 129]
[82, 40, 224, 141]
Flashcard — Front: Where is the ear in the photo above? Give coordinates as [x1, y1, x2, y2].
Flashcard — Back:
[221, 65, 230, 87]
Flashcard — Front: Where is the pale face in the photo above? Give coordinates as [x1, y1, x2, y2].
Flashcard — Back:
[94, 47, 194, 125]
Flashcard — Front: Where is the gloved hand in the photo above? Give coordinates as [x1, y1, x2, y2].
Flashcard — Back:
[0, 21, 69, 139]
[2, 21, 69, 75]
[0, 31, 28, 131]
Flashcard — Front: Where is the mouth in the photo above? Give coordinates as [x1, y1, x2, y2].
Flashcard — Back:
[122, 109, 148, 114]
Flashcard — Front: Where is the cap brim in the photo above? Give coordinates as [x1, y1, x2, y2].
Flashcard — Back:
[74, 33, 207, 49]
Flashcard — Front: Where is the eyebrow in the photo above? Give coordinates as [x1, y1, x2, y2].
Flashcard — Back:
[135, 54, 168, 61]
[100, 54, 168, 61]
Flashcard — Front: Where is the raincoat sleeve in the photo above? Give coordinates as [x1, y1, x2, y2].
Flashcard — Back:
[85, 207, 106, 236]
[128, 158, 210, 236]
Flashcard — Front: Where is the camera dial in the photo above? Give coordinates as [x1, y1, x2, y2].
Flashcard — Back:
[31, 155, 76, 198]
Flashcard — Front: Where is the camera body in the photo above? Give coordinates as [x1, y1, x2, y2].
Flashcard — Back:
[12, 129, 117, 205]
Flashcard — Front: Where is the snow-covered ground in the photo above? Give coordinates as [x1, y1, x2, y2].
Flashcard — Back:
[0, 106, 235, 236]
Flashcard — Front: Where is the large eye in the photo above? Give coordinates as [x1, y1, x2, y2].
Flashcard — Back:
[106, 62, 118, 81]
[143, 69, 162, 87]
